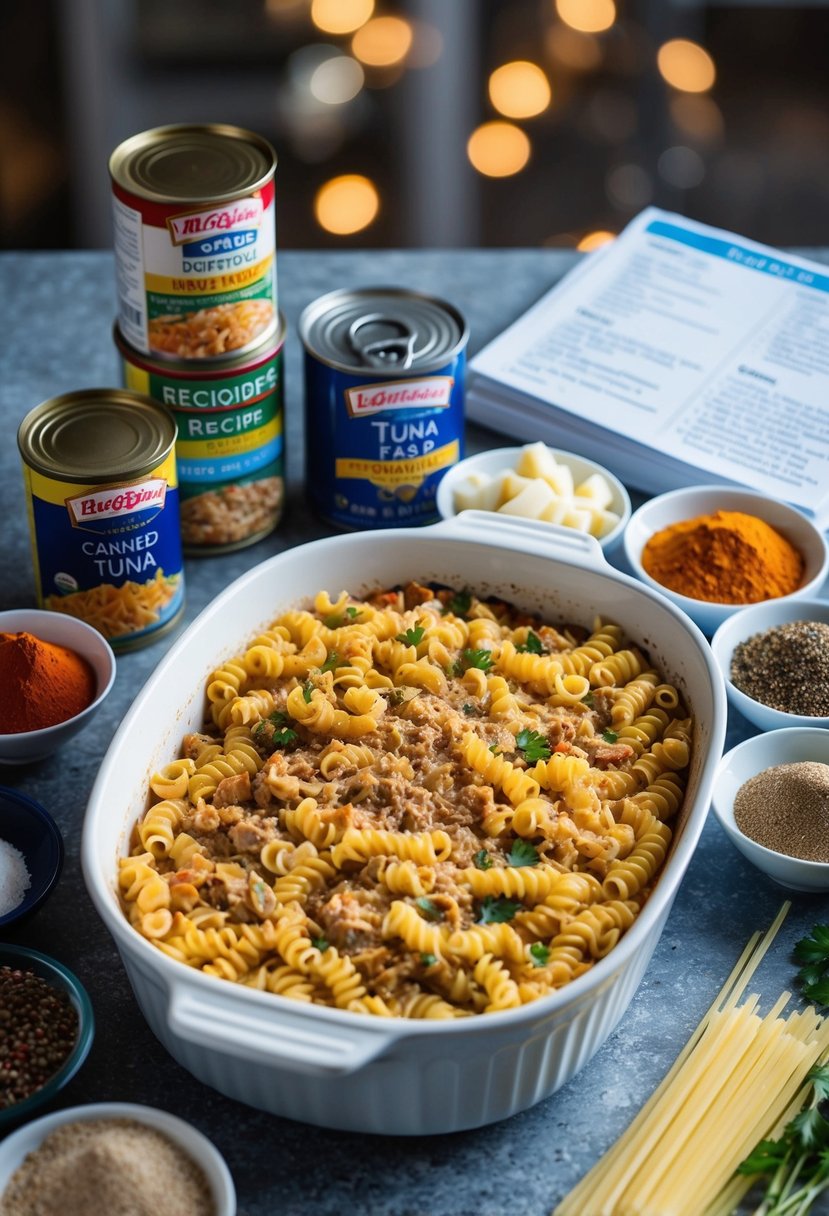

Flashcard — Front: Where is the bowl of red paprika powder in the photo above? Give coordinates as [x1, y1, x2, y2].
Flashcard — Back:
[623, 485, 829, 636]
[0, 610, 116, 765]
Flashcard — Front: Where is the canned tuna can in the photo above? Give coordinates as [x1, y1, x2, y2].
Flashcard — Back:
[18, 390, 185, 651]
[300, 287, 468, 530]
[110, 123, 278, 361]
[116, 315, 286, 554]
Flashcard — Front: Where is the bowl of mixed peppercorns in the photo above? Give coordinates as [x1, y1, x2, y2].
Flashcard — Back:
[0, 944, 95, 1129]
[710, 598, 829, 732]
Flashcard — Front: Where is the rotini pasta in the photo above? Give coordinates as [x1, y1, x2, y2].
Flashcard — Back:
[121, 581, 693, 1019]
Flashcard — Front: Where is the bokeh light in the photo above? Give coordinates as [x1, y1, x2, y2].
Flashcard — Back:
[352, 17, 413, 67]
[310, 55, 365, 105]
[657, 40, 716, 93]
[670, 94, 725, 145]
[545, 24, 602, 71]
[658, 145, 706, 189]
[606, 163, 653, 210]
[555, 0, 616, 35]
[467, 122, 531, 177]
[577, 230, 615, 251]
[407, 21, 443, 69]
[583, 91, 637, 143]
[310, 0, 373, 36]
[314, 174, 379, 234]
[488, 61, 551, 119]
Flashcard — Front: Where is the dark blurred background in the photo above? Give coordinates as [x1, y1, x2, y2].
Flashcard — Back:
[3, 0, 828, 252]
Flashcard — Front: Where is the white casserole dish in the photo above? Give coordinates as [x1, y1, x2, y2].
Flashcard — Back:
[82, 513, 727, 1136]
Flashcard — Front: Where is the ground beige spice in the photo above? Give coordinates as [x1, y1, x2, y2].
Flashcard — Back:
[733, 761, 829, 861]
[0, 1117, 216, 1216]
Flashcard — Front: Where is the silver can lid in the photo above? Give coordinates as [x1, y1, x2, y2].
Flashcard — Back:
[299, 287, 468, 376]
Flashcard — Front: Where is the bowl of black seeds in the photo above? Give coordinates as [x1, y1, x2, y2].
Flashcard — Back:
[710, 598, 829, 732]
[0, 944, 95, 1130]
[711, 727, 829, 892]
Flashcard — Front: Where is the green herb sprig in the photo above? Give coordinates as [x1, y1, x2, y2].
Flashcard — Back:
[478, 896, 522, 924]
[507, 839, 539, 868]
[443, 590, 472, 618]
[455, 649, 494, 675]
[515, 728, 551, 763]
[516, 631, 543, 655]
[795, 926, 829, 1007]
[396, 625, 425, 647]
[737, 1064, 829, 1215]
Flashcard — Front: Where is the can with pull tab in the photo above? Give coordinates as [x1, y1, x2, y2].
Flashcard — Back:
[299, 287, 468, 530]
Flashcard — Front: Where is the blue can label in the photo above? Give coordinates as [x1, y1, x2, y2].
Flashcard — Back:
[306, 356, 465, 529]
[23, 455, 184, 648]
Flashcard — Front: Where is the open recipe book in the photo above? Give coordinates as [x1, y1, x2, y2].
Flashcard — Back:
[467, 207, 829, 529]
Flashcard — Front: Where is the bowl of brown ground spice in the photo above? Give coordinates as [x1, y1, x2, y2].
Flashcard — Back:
[711, 728, 829, 892]
[0, 1102, 235, 1216]
[623, 485, 829, 636]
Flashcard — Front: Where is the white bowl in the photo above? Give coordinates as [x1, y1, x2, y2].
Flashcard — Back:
[710, 598, 829, 731]
[623, 485, 829, 636]
[82, 512, 726, 1136]
[0, 1102, 236, 1215]
[435, 445, 632, 551]
[0, 610, 116, 765]
[711, 728, 829, 892]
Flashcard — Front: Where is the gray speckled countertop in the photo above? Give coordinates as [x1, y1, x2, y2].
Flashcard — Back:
[1, 250, 828, 1216]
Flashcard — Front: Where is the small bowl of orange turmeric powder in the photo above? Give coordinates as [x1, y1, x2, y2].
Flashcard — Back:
[0, 610, 116, 765]
[623, 486, 829, 636]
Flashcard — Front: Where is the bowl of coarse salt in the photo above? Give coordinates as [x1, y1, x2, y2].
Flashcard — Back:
[711, 728, 829, 893]
[0, 787, 64, 928]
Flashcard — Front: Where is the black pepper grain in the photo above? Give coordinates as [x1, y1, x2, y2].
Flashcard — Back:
[734, 761, 829, 861]
[729, 620, 829, 716]
[0, 965, 79, 1108]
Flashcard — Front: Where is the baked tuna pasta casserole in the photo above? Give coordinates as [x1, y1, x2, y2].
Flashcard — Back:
[120, 583, 692, 1018]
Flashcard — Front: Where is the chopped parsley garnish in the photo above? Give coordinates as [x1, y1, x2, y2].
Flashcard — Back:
[396, 625, 425, 646]
[311, 937, 329, 953]
[529, 943, 550, 967]
[507, 839, 540, 868]
[302, 680, 314, 703]
[516, 630, 543, 655]
[515, 728, 551, 763]
[324, 606, 362, 627]
[489, 743, 500, 754]
[478, 896, 522, 924]
[320, 652, 339, 673]
[443, 589, 472, 618]
[473, 849, 493, 871]
[463, 703, 478, 716]
[582, 691, 595, 707]
[271, 727, 298, 748]
[420, 953, 437, 968]
[415, 897, 442, 922]
[455, 648, 493, 675]
[255, 710, 292, 737]
[602, 729, 619, 744]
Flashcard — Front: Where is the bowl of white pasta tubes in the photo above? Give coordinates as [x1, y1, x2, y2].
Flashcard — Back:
[82, 510, 725, 1136]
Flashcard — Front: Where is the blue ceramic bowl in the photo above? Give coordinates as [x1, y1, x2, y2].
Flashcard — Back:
[0, 944, 95, 1130]
[0, 788, 64, 929]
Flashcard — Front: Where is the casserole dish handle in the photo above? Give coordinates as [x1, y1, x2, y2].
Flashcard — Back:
[168, 989, 390, 1075]
[431, 512, 606, 567]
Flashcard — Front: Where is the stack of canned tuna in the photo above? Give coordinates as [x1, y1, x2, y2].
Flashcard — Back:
[17, 125, 284, 651]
